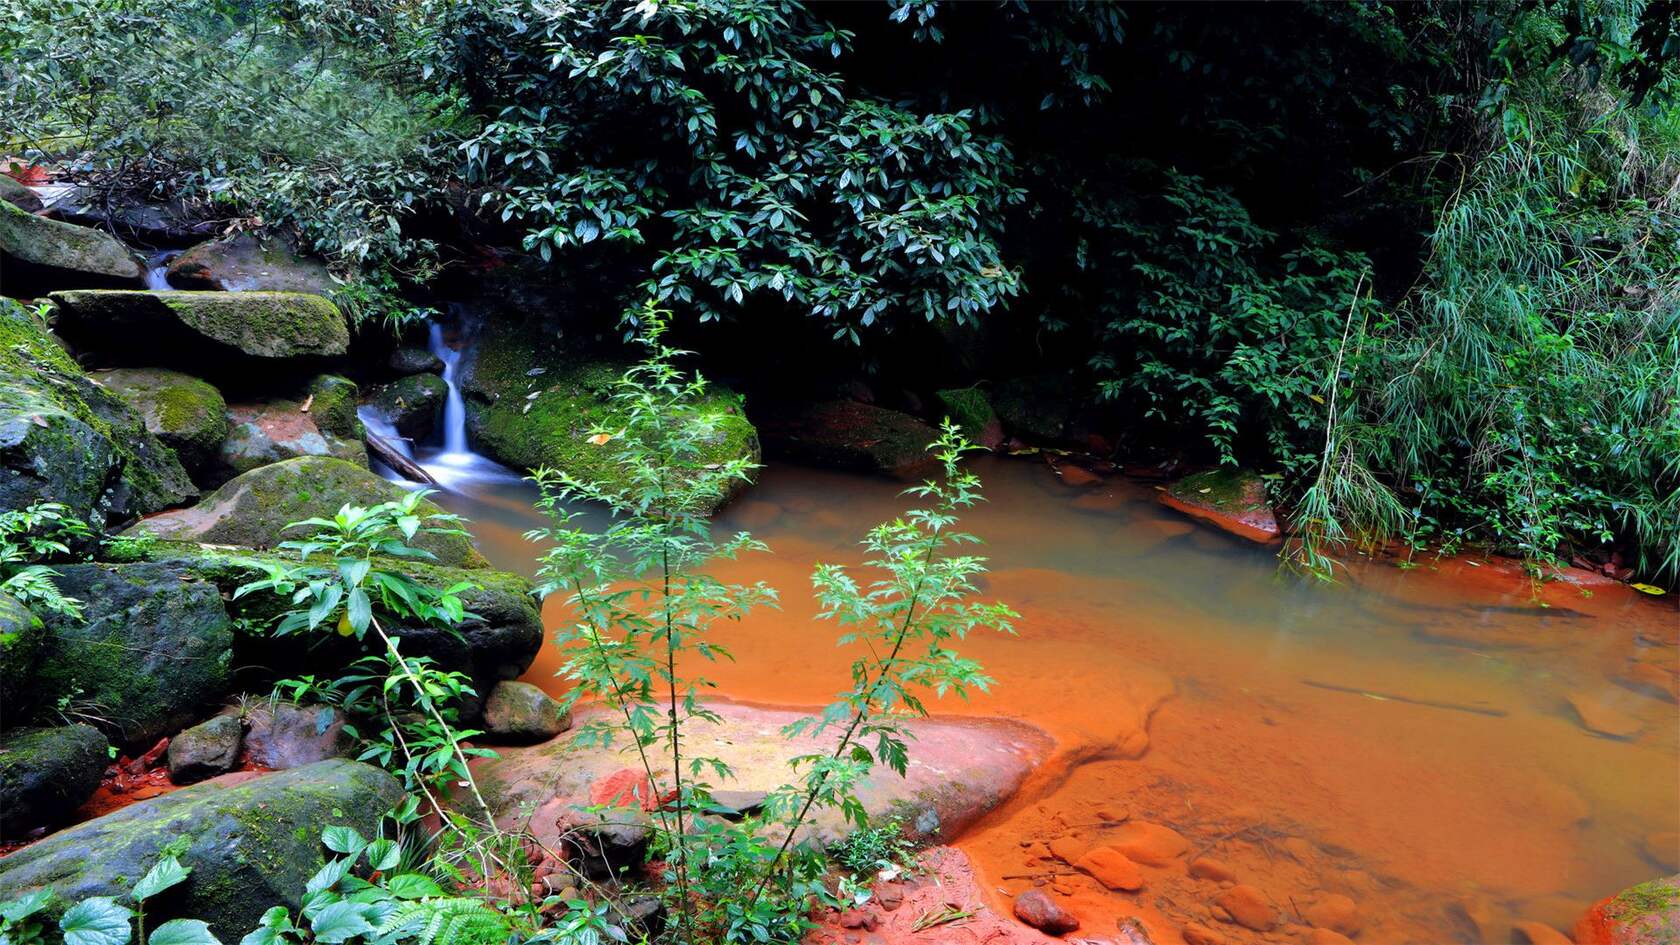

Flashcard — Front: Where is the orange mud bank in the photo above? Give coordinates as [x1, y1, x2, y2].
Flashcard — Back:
[433, 457, 1680, 945]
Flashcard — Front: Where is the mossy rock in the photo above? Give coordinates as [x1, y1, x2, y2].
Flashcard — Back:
[131, 456, 485, 568]
[0, 302, 196, 526]
[210, 400, 367, 486]
[934, 388, 1003, 449]
[461, 320, 758, 512]
[0, 760, 403, 939]
[165, 234, 334, 294]
[49, 289, 349, 364]
[306, 375, 362, 439]
[93, 368, 229, 475]
[1161, 468, 1281, 544]
[483, 680, 571, 742]
[0, 593, 44, 723]
[0, 199, 141, 296]
[0, 724, 108, 839]
[761, 400, 940, 480]
[0, 174, 42, 213]
[34, 562, 234, 747]
[368, 373, 448, 441]
[993, 375, 1076, 444]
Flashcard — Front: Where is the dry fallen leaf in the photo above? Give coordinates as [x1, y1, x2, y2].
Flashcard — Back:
[587, 433, 613, 446]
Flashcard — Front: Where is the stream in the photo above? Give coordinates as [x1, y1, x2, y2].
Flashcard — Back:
[375, 329, 1680, 944]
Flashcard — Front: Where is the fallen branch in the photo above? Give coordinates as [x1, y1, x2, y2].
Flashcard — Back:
[1302, 679, 1508, 717]
[366, 429, 439, 486]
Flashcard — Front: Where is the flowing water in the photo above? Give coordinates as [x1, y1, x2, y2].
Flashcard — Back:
[388, 327, 1679, 943]
[142, 250, 180, 290]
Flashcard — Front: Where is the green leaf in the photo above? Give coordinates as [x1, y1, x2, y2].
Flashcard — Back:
[147, 919, 221, 945]
[346, 588, 371, 635]
[307, 902, 375, 944]
[363, 839, 401, 872]
[0, 889, 54, 922]
[60, 897, 133, 945]
[132, 855, 192, 901]
[382, 874, 442, 900]
[320, 826, 367, 856]
[305, 857, 354, 895]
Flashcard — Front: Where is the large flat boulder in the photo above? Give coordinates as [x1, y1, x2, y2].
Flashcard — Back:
[33, 562, 234, 747]
[761, 399, 940, 480]
[0, 724, 108, 840]
[49, 289, 349, 366]
[0, 760, 404, 940]
[1161, 468, 1281, 543]
[0, 199, 141, 296]
[92, 368, 229, 476]
[131, 455, 483, 568]
[475, 701, 1052, 849]
[0, 303, 196, 526]
[165, 234, 334, 293]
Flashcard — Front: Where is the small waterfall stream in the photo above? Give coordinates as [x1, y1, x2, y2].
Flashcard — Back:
[142, 250, 180, 290]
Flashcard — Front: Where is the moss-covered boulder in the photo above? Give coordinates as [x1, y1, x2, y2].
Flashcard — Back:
[0, 760, 404, 939]
[306, 375, 362, 439]
[482, 680, 570, 742]
[208, 400, 367, 486]
[0, 725, 108, 840]
[461, 320, 758, 512]
[34, 562, 234, 747]
[1161, 468, 1281, 544]
[0, 174, 43, 213]
[132, 456, 484, 568]
[165, 234, 334, 294]
[761, 400, 940, 480]
[155, 544, 542, 708]
[993, 375, 1076, 444]
[0, 593, 44, 724]
[368, 373, 448, 441]
[1576, 874, 1680, 945]
[93, 368, 229, 476]
[934, 388, 1004, 449]
[0, 303, 196, 526]
[0, 199, 141, 296]
[49, 289, 349, 366]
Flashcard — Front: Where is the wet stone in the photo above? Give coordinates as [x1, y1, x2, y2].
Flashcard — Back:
[1214, 884, 1277, 931]
[1013, 889, 1079, 934]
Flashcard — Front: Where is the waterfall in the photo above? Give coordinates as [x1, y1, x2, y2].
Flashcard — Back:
[143, 250, 180, 290]
[429, 322, 470, 456]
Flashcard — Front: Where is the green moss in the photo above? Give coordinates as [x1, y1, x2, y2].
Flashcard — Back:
[94, 368, 229, 472]
[1168, 468, 1267, 513]
[934, 388, 998, 443]
[1608, 877, 1680, 922]
[0, 199, 141, 282]
[49, 290, 349, 359]
[307, 375, 362, 438]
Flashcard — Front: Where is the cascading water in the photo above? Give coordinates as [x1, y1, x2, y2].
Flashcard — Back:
[142, 250, 180, 290]
[431, 322, 470, 456]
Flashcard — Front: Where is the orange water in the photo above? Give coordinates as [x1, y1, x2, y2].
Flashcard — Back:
[433, 457, 1680, 944]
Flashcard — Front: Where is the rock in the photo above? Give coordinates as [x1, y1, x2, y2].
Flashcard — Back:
[571, 810, 654, 879]
[1075, 846, 1145, 891]
[482, 681, 571, 742]
[1181, 922, 1227, 945]
[166, 715, 243, 784]
[1304, 893, 1362, 935]
[1617, 657, 1680, 704]
[32, 562, 233, 746]
[1, 304, 197, 526]
[1307, 930, 1355, 945]
[1452, 895, 1501, 942]
[461, 323, 759, 513]
[0, 760, 403, 940]
[1215, 884, 1277, 931]
[761, 400, 940, 480]
[239, 702, 350, 769]
[1013, 889, 1079, 934]
[49, 290, 349, 367]
[0, 199, 141, 295]
[993, 375, 1076, 444]
[1188, 857, 1238, 883]
[0, 174, 42, 213]
[1161, 469, 1280, 543]
[210, 399, 368, 484]
[0, 593, 44, 721]
[1056, 463, 1102, 487]
[93, 368, 229, 475]
[165, 234, 333, 294]
[305, 375, 362, 439]
[368, 373, 448, 441]
[1112, 821, 1190, 867]
[1575, 874, 1680, 945]
[1048, 834, 1087, 864]
[1642, 833, 1680, 872]
[0, 724, 108, 839]
[1567, 691, 1644, 738]
[389, 345, 442, 375]
[1515, 920, 1576, 945]
[132, 456, 483, 568]
[478, 702, 1051, 854]
[934, 388, 1004, 450]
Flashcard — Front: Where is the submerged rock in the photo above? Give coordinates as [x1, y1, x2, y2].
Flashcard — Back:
[165, 234, 334, 294]
[1075, 846, 1145, 891]
[34, 562, 234, 747]
[50, 289, 349, 366]
[0, 724, 108, 839]
[166, 714, 243, 784]
[1161, 468, 1281, 543]
[93, 368, 229, 475]
[132, 456, 482, 568]
[761, 400, 940, 480]
[482, 680, 570, 742]
[1, 304, 197, 526]
[0, 760, 404, 940]
[0, 199, 142, 295]
[1215, 883, 1279, 931]
[210, 399, 367, 485]
[1575, 874, 1680, 945]
[368, 373, 448, 441]
[1112, 820, 1190, 867]
[1566, 691, 1644, 739]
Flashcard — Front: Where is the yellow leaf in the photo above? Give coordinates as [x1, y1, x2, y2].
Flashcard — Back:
[1198, 487, 1212, 494]
[587, 433, 613, 446]
[1308, 393, 1325, 404]
[1629, 583, 1667, 596]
